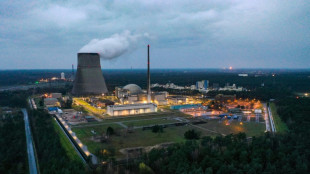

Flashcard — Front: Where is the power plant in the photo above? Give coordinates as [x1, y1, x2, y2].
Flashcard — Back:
[72, 53, 108, 96]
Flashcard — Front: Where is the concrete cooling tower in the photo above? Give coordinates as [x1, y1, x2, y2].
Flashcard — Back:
[72, 53, 108, 95]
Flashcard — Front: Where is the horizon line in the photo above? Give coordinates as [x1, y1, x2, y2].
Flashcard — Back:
[1, 68, 310, 71]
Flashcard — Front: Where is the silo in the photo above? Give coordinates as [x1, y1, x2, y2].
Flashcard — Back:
[72, 53, 108, 95]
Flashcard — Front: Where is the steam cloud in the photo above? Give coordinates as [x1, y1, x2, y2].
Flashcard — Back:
[79, 30, 149, 60]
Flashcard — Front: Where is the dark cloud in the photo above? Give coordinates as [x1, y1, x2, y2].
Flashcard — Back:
[0, 0, 309, 69]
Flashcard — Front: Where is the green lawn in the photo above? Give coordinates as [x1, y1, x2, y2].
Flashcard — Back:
[72, 113, 181, 127]
[72, 124, 122, 153]
[71, 116, 265, 159]
[270, 103, 289, 133]
[198, 119, 265, 137]
[33, 97, 44, 109]
[73, 123, 218, 158]
[52, 119, 84, 163]
[123, 118, 180, 127]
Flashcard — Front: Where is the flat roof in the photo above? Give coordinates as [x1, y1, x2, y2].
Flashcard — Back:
[108, 103, 156, 110]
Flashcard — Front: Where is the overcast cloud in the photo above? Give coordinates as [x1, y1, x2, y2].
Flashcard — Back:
[0, 0, 309, 69]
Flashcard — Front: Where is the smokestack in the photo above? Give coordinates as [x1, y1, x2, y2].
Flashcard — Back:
[147, 45, 151, 103]
[72, 64, 74, 76]
[72, 53, 108, 96]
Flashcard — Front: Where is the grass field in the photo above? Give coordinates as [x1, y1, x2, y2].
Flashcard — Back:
[196, 120, 265, 137]
[52, 119, 84, 163]
[72, 124, 218, 158]
[123, 117, 181, 127]
[270, 103, 289, 133]
[69, 103, 265, 159]
[72, 124, 122, 153]
[33, 97, 43, 109]
[71, 111, 188, 128]
[71, 114, 265, 158]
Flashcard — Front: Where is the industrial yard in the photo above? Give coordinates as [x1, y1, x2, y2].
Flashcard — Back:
[39, 78, 267, 160]
[68, 110, 265, 159]
[47, 98, 266, 160]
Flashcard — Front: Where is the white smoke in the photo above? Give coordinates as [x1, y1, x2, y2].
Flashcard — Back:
[79, 30, 149, 60]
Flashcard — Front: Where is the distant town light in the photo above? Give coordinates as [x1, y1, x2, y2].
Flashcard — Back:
[229, 66, 233, 70]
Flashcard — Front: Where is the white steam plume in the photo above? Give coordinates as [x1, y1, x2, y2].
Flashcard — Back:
[79, 30, 149, 60]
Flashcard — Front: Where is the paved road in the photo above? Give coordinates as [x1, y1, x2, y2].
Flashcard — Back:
[116, 122, 128, 128]
[268, 106, 276, 132]
[262, 103, 271, 132]
[22, 108, 38, 174]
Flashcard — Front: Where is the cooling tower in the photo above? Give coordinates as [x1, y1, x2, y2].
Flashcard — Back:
[72, 53, 108, 95]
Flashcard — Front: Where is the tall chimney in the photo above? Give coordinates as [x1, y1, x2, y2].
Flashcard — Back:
[72, 53, 108, 96]
[72, 64, 74, 76]
[147, 45, 151, 103]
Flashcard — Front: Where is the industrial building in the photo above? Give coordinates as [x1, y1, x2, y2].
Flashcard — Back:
[61, 72, 65, 80]
[107, 103, 157, 116]
[218, 84, 243, 91]
[51, 93, 62, 99]
[196, 80, 209, 90]
[44, 98, 59, 107]
[167, 95, 188, 105]
[115, 84, 169, 105]
[116, 84, 143, 97]
[72, 53, 108, 96]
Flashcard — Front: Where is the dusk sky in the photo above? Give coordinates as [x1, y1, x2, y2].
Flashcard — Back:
[0, 0, 309, 69]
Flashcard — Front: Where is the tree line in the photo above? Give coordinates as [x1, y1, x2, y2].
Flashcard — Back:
[0, 112, 28, 174]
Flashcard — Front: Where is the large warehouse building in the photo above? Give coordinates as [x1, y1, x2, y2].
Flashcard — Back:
[107, 103, 157, 116]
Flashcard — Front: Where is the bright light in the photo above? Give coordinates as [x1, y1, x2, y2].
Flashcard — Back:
[240, 122, 243, 125]
[305, 93, 308, 96]
[229, 66, 233, 70]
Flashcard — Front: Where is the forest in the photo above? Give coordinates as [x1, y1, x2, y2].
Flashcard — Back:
[1, 69, 310, 92]
[29, 109, 86, 174]
[0, 112, 28, 174]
